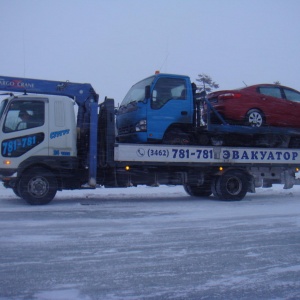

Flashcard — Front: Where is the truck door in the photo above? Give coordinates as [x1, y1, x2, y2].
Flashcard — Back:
[1, 97, 48, 170]
[147, 76, 193, 141]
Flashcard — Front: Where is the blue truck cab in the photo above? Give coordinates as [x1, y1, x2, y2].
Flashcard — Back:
[116, 73, 195, 143]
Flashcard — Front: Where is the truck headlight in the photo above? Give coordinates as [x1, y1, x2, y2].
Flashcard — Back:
[135, 119, 147, 132]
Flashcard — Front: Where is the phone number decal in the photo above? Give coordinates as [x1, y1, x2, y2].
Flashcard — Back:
[2, 133, 44, 157]
[123, 146, 300, 163]
[147, 148, 213, 159]
[148, 149, 169, 157]
[115, 144, 300, 164]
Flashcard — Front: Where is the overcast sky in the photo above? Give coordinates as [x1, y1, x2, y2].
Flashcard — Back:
[1, 0, 300, 105]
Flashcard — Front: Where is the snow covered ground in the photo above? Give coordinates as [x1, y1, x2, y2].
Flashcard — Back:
[0, 184, 300, 300]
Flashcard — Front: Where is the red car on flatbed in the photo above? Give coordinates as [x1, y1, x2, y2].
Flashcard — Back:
[208, 84, 300, 128]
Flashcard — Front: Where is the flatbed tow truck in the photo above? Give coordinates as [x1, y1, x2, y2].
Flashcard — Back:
[0, 74, 300, 204]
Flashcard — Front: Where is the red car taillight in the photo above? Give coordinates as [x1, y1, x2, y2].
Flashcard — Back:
[218, 93, 242, 100]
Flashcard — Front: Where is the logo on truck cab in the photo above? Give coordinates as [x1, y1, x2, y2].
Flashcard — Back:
[50, 129, 70, 139]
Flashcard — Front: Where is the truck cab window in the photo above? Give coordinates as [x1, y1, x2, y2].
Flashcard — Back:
[3, 101, 45, 133]
[151, 77, 187, 109]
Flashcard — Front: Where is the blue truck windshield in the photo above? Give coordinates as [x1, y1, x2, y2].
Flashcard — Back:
[121, 76, 154, 106]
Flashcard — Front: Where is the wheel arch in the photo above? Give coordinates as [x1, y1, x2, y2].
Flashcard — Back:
[17, 160, 63, 191]
[215, 167, 253, 181]
[164, 123, 194, 135]
[162, 123, 195, 144]
[246, 107, 265, 115]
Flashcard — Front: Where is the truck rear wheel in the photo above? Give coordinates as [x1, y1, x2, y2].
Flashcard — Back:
[211, 176, 222, 199]
[183, 183, 212, 197]
[18, 167, 58, 205]
[212, 170, 248, 201]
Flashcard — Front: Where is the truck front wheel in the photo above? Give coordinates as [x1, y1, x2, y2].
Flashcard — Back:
[212, 170, 248, 201]
[18, 167, 58, 205]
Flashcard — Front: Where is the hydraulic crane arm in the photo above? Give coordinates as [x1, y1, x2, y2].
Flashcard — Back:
[0, 75, 99, 106]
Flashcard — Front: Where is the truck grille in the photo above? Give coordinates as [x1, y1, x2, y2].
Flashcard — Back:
[118, 125, 135, 135]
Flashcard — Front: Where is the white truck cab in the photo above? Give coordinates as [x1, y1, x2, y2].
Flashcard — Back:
[0, 94, 77, 174]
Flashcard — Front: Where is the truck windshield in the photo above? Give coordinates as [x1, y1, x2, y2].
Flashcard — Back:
[0, 99, 8, 121]
[121, 76, 154, 106]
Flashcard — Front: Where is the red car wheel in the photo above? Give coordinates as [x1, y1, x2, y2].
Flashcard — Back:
[245, 109, 265, 127]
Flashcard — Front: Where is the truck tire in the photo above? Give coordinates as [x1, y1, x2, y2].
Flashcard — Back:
[183, 183, 212, 197]
[12, 186, 21, 198]
[213, 170, 248, 201]
[18, 167, 58, 205]
[211, 176, 222, 199]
